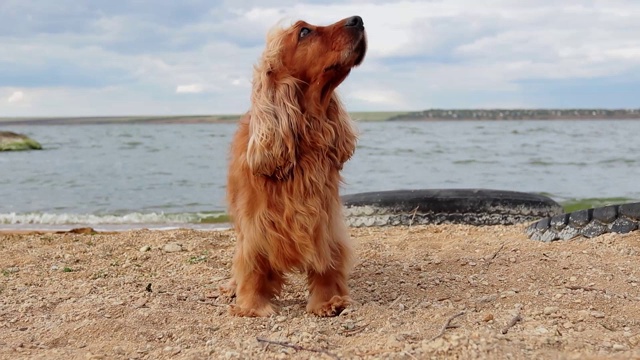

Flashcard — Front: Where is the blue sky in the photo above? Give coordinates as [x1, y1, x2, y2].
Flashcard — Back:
[1, 0, 639, 116]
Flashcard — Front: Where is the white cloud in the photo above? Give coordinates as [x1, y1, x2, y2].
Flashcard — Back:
[176, 84, 205, 94]
[7, 91, 25, 103]
[1, 0, 640, 116]
[349, 88, 407, 108]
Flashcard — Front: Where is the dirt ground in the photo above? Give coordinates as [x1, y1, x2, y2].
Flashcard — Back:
[1, 224, 640, 359]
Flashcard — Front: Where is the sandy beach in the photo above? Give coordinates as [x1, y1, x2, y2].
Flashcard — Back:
[1, 224, 640, 359]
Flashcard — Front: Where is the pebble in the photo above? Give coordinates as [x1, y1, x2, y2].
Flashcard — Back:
[139, 245, 151, 252]
[163, 243, 183, 253]
[163, 346, 181, 355]
[339, 308, 354, 317]
[386, 334, 401, 348]
[612, 344, 626, 351]
[562, 321, 574, 329]
[482, 313, 494, 322]
[224, 351, 239, 359]
[543, 306, 559, 315]
[534, 326, 549, 334]
[591, 311, 606, 319]
[133, 297, 148, 308]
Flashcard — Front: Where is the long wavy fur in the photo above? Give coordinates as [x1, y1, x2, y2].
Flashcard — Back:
[223, 16, 366, 317]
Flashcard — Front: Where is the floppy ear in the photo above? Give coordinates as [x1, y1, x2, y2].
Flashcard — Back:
[326, 94, 358, 169]
[246, 71, 302, 180]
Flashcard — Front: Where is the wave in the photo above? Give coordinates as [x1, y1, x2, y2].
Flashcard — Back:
[0, 211, 228, 225]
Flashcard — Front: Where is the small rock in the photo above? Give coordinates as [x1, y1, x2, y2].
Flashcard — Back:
[628, 334, 640, 346]
[612, 344, 627, 351]
[386, 334, 401, 348]
[224, 351, 239, 359]
[113, 346, 125, 355]
[562, 321, 574, 329]
[476, 294, 497, 303]
[339, 308, 354, 317]
[534, 326, 549, 334]
[163, 243, 183, 253]
[591, 311, 606, 319]
[163, 346, 180, 355]
[139, 245, 151, 252]
[543, 306, 559, 315]
[133, 297, 148, 308]
[343, 321, 356, 330]
[482, 313, 494, 322]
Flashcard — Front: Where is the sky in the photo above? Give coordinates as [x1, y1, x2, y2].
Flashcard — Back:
[1, 0, 639, 117]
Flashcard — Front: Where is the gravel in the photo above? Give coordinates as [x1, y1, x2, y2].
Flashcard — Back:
[1, 224, 640, 359]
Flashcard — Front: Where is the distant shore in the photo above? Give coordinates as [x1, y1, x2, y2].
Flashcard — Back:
[1, 109, 639, 125]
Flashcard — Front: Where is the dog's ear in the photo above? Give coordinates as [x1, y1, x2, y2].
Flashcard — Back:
[247, 70, 301, 179]
[326, 94, 358, 169]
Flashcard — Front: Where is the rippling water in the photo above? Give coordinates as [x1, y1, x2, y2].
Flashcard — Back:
[1, 120, 639, 228]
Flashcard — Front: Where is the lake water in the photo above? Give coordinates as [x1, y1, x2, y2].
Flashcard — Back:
[1, 120, 639, 230]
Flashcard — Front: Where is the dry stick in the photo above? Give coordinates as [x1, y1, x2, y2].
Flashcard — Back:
[430, 311, 465, 341]
[398, 206, 420, 242]
[501, 314, 522, 334]
[484, 243, 505, 268]
[408, 206, 419, 227]
[388, 295, 403, 308]
[565, 285, 606, 293]
[341, 323, 369, 336]
[256, 337, 339, 360]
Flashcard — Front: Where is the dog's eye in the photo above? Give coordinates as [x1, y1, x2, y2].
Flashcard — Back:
[299, 27, 311, 39]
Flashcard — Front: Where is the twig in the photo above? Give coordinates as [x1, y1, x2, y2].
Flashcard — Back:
[341, 323, 369, 336]
[429, 311, 465, 341]
[256, 337, 339, 359]
[388, 295, 403, 308]
[398, 207, 420, 242]
[484, 243, 505, 268]
[565, 285, 606, 293]
[501, 314, 522, 334]
[408, 206, 419, 227]
[202, 302, 227, 307]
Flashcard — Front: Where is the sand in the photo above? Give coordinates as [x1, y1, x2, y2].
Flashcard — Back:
[1, 224, 640, 359]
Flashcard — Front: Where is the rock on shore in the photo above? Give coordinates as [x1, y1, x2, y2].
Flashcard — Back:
[0, 131, 42, 151]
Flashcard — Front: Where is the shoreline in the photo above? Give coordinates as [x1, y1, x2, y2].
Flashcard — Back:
[2, 110, 640, 125]
[0, 222, 231, 235]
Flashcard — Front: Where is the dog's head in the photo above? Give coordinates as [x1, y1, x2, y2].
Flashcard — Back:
[259, 16, 367, 105]
[246, 17, 366, 178]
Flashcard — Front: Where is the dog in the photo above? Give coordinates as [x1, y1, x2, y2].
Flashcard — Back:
[223, 16, 367, 317]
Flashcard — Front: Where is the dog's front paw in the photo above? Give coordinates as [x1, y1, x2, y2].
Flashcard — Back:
[307, 295, 351, 317]
[229, 302, 276, 317]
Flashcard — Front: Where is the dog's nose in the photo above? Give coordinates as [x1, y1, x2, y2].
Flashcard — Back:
[345, 16, 363, 28]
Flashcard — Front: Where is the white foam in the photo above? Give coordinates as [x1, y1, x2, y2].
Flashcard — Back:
[0, 212, 224, 225]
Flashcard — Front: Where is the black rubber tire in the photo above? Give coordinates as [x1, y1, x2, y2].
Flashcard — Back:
[526, 202, 640, 242]
[341, 189, 563, 227]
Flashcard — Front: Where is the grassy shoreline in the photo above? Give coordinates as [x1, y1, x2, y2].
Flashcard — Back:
[2, 109, 640, 125]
